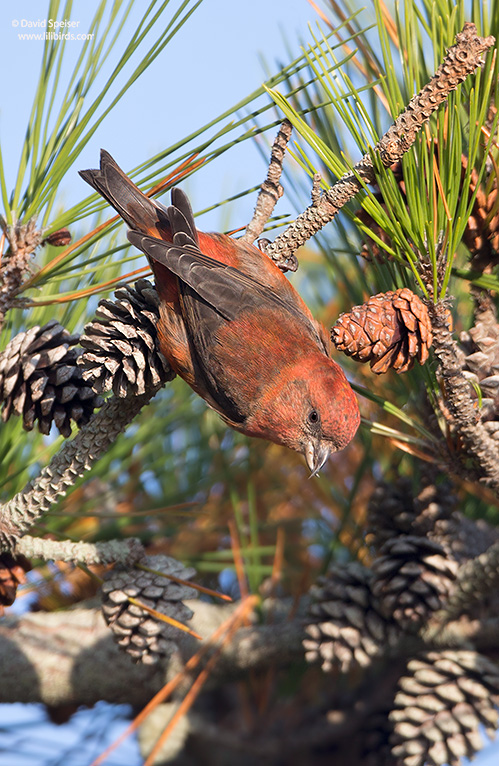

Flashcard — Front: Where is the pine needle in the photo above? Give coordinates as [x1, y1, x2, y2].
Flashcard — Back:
[127, 596, 202, 641]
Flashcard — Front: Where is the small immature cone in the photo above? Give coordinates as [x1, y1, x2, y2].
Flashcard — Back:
[332, 288, 432, 374]
[41, 227, 72, 248]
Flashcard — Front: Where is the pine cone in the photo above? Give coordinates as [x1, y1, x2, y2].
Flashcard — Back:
[462, 156, 499, 266]
[371, 536, 458, 632]
[443, 539, 499, 623]
[460, 302, 499, 423]
[431, 512, 499, 565]
[78, 280, 173, 397]
[0, 553, 31, 615]
[304, 562, 400, 673]
[366, 478, 416, 552]
[101, 554, 197, 665]
[332, 289, 432, 374]
[366, 472, 496, 567]
[390, 650, 499, 766]
[0, 320, 102, 437]
[367, 477, 460, 553]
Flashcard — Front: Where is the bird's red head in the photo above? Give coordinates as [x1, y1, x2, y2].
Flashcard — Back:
[244, 354, 360, 475]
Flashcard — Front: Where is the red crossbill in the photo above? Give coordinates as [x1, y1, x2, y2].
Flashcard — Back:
[80, 151, 360, 474]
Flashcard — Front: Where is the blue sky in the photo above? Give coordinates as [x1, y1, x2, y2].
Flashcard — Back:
[2, 0, 322, 232]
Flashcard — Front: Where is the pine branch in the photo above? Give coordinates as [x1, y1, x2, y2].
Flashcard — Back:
[0, 385, 163, 551]
[265, 23, 495, 264]
[0, 218, 43, 329]
[14, 535, 144, 566]
[243, 119, 295, 270]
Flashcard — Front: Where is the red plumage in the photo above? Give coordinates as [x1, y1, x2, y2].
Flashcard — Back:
[80, 151, 360, 473]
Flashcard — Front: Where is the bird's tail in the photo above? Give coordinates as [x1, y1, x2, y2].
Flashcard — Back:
[79, 149, 172, 240]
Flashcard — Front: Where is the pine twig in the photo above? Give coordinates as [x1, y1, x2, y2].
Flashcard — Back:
[265, 23, 495, 264]
[243, 119, 294, 268]
[0, 218, 44, 329]
[14, 535, 144, 567]
[0, 385, 163, 551]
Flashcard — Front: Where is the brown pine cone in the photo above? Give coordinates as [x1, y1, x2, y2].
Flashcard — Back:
[332, 288, 432, 374]
[101, 554, 197, 665]
[371, 536, 458, 632]
[0, 553, 31, 615]
[304, 562, 400, 673]
[0, 320, 102, 437]
[78, 279, 173, 397]
[367, 476, 460, 552]
[390, 650, 499, 766]
[431, 512, 499, 565]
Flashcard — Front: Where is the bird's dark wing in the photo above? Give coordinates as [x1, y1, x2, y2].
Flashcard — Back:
[127, 228, 319, 331]
[129, 186, 316, 327]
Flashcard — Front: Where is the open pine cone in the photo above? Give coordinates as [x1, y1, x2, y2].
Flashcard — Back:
[78, 279, 173, 397]
[304, 562, 400, 673]
[371, 536, 458, 633]
[101, 554, 197, 665]
[390, 650, 499, 766]
[366, 478, 417, 552]
[332, 288, 432, 374]
[0, 320, 102, 436]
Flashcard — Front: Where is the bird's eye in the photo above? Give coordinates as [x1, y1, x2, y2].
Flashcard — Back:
[308, 409, 319, 424]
